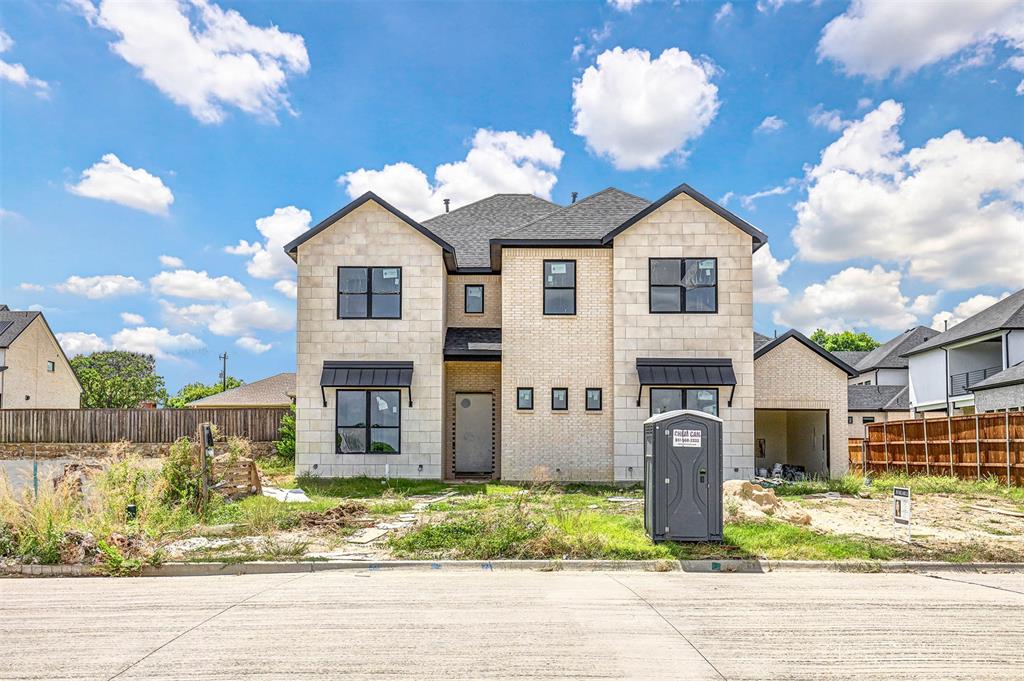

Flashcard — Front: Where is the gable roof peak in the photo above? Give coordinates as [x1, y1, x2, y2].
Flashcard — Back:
[754, 329, 858, 377]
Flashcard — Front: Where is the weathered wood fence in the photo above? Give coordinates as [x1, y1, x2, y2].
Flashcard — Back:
[848, 413, 1024, 486]
[0, 408, 289, 444]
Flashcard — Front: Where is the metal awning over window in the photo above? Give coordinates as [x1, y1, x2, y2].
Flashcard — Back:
[635, 358, 737, 407]
[320, 361, 414, 407]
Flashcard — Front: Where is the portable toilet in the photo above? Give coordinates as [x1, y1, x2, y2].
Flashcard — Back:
[643, 409, 723, 542]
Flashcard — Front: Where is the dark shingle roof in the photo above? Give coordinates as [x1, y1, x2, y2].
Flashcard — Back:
[753, 332, 772, 352]
[833, 350, 869, 368]
[498, 188, 650, 241]
[855, 326, 939, 370]
[848, 385, 910, 411]
[0, 306, 41, 348]
[424, 195, 561, 268]
[968, 363, 1024, 391]
[186, 372, 295, 407]
[906, 289, 1024, 356]
[443, 327, 501, 358]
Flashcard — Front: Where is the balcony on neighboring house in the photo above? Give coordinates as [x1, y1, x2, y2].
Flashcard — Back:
[949, 366, 1003, 396]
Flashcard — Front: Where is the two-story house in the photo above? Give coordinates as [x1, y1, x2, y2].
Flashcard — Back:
[285, 184, 766, 483]
[0, 305, 82, 409]
[905, 288, 1024, 416]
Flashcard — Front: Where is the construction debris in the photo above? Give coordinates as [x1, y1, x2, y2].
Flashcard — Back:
[346, 527, 389, 544]
[723, 480, 811, 526]
[262, 486, 311, 503]
[211, 453, 261, 501]
[299, 501, 374, 531]
[969, 505, 1024, 519]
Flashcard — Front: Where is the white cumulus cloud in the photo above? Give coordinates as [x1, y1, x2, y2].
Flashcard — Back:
[792, 100, 1024, 290]
[808, 104, 848, 132]
[66, 153, 174, 215]
[235, 336, 273, 354]
[207, 300, 293, 337]
[73, 0, 310, 123]
[18, 283, 44, 292]
[0, 29, 49, 97]
[158, 254, 184, 268]
[932, 292, 1011, 330]
[56, 332, 109, 357]
[753, 245, 791, 304]
[225, 205, 310, 280]
[755, 115, 785, 133]
[339, 129, 563, 220]
[571, 47, 720, 170]
[150, 269, 251, 302]
[818, 0, 1024, 93]
[714, 3, 734, 23]
[608, 0, 646, 11]
[273, 280, 297, 299]
[111, 326, 204, 360]
[55, 274, 144, 299]
[773, 265, 922, 333]
[120, 312, 145, 325]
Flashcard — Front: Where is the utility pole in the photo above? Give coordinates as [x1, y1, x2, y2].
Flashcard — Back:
[219, 352, 228, 391]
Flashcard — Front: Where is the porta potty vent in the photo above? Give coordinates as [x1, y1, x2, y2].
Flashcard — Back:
[643, 409, 723, 542]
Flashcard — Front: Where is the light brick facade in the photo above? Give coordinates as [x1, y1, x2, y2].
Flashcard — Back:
[612, 195, 755, 482]
[443, 361, 502, 478]
[446, 274, 501, 328]
[500, 248, 615, 482]
[1, 316, 81, 409]
[754, 337, 849, 478]
[294, 201, 445, 479]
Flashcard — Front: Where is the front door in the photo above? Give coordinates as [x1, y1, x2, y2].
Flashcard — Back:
[455, 393, 493, 475]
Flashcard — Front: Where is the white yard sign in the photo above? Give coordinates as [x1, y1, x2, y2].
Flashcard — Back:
[673, 429, 702, 448]
[893, 486, 911, 542]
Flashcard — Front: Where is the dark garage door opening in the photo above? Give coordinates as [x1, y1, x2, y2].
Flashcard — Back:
[754, 409, 830, 479]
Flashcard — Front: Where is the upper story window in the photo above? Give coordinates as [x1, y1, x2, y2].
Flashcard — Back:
[46, 361, 55, 373]
[464, 284, 484, 314]
[649, 258, 717, 314]
[338, 267, 401, 319]
[543, 260, 575, 315]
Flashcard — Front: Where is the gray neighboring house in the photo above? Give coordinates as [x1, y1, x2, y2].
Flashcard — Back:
[847, 325, 939, 387]
[0, 305, 82, 409]
[968, 363, 1024, 413]
[185, 372, 296, 408]
[905, 288, 1024, 415]
[847, 385, 911, 438]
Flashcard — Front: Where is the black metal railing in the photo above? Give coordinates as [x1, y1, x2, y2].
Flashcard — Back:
[949, 366, 1003, 396]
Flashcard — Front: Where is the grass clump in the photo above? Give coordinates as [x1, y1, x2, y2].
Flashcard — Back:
[866, 473, 1024, 505]
[773, 474, 864, 497]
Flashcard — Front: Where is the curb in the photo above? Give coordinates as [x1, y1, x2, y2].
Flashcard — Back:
[6, 559, 1024, 578]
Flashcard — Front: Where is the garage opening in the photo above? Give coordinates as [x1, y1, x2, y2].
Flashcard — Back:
[754, 409, 830, 479]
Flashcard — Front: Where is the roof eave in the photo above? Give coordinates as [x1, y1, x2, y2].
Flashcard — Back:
[755, 330, 858, 377]
[488, 237, 608, 271]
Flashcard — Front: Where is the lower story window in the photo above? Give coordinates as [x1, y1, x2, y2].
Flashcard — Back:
[650, 387, 718, 416]
[336, 389, 400, 454]
[862, 416, 875, 424]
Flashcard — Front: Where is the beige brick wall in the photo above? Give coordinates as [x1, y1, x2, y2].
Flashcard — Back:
[754, 337, 849, 477]
[501, 248, 614, 482]
[294, 201, 445, 479]
[612, 194, 755, 482]
[446, 275, 501, 328]
[2, 317, 81, 409]
[443, 361, 501, 479]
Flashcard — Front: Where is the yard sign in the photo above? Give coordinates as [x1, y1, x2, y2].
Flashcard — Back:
[892, 486, 911, 542]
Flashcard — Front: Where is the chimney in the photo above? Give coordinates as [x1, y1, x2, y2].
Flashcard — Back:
[944, 319, 948, 331]
[443, 198, 450, 213]
[571, 192, 578, 204]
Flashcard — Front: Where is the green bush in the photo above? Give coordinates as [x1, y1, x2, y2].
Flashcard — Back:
[274, 405, 296, 460]
[160, 437, 204, 512]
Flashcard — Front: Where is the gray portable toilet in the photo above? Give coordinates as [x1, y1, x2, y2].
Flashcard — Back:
[643, 409, 723, 542]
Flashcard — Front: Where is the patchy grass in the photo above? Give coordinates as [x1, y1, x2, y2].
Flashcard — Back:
[720, 521, 896, 561]
[865, 473, 1024, 506]
[772, 474, 865, 498]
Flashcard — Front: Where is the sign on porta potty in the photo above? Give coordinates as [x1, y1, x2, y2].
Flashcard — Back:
[672, 429, 702, 448]
[893, 486, 911, 541]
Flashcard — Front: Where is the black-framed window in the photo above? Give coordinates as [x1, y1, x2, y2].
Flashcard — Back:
[586, 388, 602, 411]
[862, 416, 875, 424]
[848, 416, 853, 424]
[338, 266, 401, 319]
[336, 389, 401, 454]
[551, 387, 568, 411]
[464, 284, 484, 314]
[543, 260, 576, 315]
[517, 387, 534, 410]
[649, 258, 717, 313]
[46, 361, 55, 372]
[649, 387, 718, 416]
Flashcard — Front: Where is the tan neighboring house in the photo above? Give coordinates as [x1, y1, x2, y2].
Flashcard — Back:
[0, 305, 82, 409]
[753, 331, 856, 478]
[185, 372, 296, 408]
[285, 184, 766, 483]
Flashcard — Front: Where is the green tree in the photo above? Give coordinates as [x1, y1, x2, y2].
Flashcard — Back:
[809, 329, 880, 352]
[165, 376, 244, 409]
[70, 351, 168, 408]
[274, 404, 296, 460]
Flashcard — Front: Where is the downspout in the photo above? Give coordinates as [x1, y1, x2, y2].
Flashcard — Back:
[943, 348, 949, 414]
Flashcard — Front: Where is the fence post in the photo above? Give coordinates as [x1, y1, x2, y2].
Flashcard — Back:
[975, 413, 981, 481]
[1006, 411, 1012, 487]
[883, 424, 890, 473]
[923, 418, 930, 476]
[901, 421, 909, 475]
[861, 439, 867, 476]
[947, 415, 954, 478]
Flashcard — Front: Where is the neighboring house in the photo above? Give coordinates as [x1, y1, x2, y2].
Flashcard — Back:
[0, 305, 82, 409]
[968, 363, 1024, 413]
[847, 326, 939, 386]
[846, 385, 911, 438]
[753, 330, 856, 478]
[185, 372, 296, 408]
[832, 350, 869, 370]
[906, 288, 1024, 416]
[285, 184, 766, 483]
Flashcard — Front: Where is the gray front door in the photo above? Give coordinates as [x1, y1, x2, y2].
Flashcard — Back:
[659, 417, 710, 539]
[455, 393, 493, 474]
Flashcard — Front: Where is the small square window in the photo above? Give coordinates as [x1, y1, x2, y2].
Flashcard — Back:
[848, 416, 853, 424]
[46, 361, 55, 373]
[586, 388, 602, 411]
[517, 387, 534, 410]
[465, 284, 484, 314]
[551, 388, 568, 411]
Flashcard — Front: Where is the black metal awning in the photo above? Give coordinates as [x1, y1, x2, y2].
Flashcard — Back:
[320, 361, 414, 407]
[635, 358, 737, 407]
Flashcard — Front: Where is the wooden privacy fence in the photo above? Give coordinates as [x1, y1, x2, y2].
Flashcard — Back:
[0, 408, 289, 444]
[849, 412, 1024, 486]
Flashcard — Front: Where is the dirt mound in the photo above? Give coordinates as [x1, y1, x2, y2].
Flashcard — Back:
[299, 501, 374, 531]
[723, 480, 811, 526]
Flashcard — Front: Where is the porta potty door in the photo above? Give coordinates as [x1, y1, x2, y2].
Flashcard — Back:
[656, 413, 722, 541]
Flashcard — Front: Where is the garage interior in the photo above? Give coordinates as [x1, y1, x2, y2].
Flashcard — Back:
[754, 409, 830, 479]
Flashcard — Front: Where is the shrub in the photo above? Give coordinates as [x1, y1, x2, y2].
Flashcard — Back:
[160, 437, 204, 512]
[274, 405, 296, 461]
[96, 539, 143, 576]
[2, 479, 82, 565]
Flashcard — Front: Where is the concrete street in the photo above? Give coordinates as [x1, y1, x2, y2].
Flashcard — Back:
[2, 569, 1023, 680]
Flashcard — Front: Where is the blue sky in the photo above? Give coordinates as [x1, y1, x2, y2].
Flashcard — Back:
[1, 0, 1022, 393]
